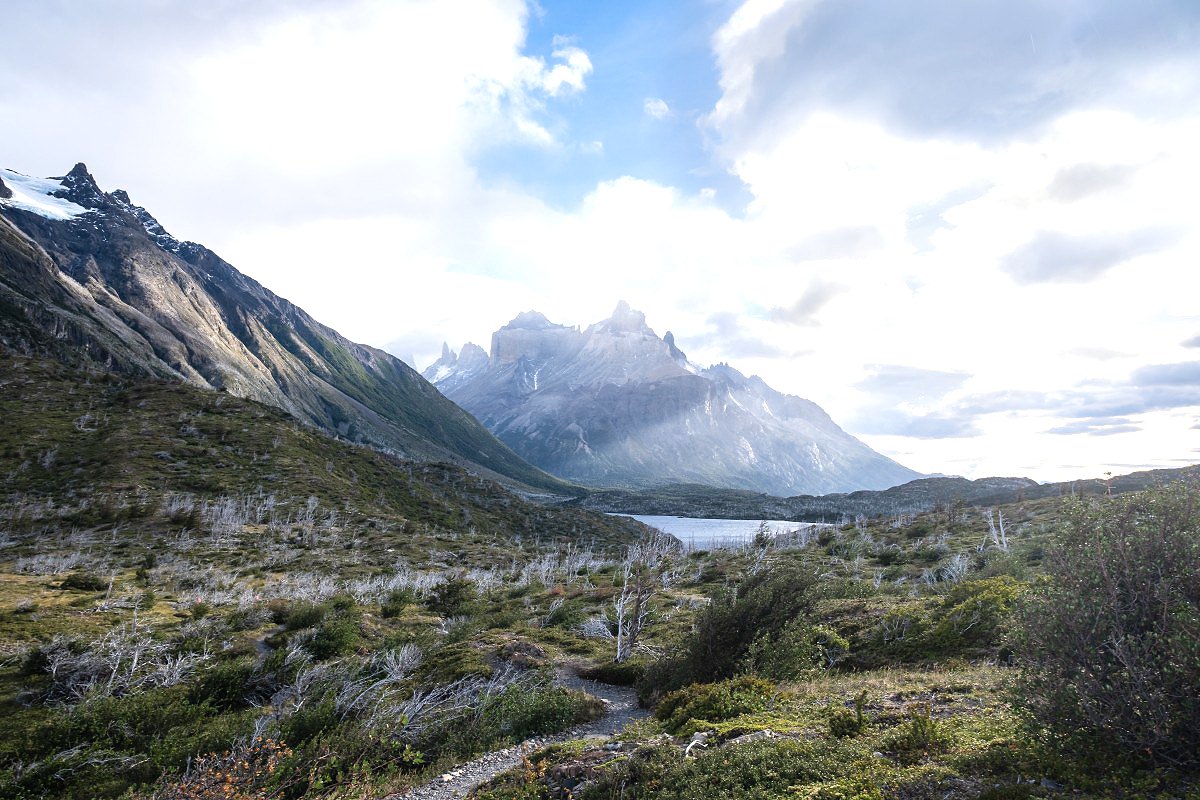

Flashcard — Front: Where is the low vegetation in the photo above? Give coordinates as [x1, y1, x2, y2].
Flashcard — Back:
[473, 483, 1200, 800]
[1, 355, 1197, 799]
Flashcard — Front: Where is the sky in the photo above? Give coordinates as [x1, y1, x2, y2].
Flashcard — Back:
[4, 0, 1200, 483]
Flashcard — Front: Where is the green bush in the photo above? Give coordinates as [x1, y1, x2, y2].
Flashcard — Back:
[583, 738, 861, 800]
[639, 560, 818, 699]
[280, 696, 338, 746]
[421, 681, 602, 760]
[283, 600, 327, 630]
[744, 620, 849, 680]
[60, 572, 108, 591]
[3, 685, 256, 799]
[828, 691, 868, 738]
[308, 616, 361, 660]
[928, 576, 1024, 649]
[882, 703, 948, 764]
[1011, 485, 1200, 770]
[581, 742, 684, 800]
[427, 576, 479, 617]
[191, 659, 255, 710]
[481, 684, 599, 741]
[380, 587, 415, 618]
[796, 771, 884, 800]
[655, 676, 778, 735]
[543, 597, 587, 628]
[579, 659, 645, 686]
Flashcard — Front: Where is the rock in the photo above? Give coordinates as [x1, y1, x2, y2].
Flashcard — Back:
[726, 730, 775, 747]
[0, 175, 11, 200]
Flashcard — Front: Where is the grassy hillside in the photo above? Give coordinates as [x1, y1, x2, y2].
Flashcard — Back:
[0, 355, 636, 554]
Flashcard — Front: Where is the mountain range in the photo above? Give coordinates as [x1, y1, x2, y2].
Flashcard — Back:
[424, 303, 921, 496]
[0, 164, 563, 492]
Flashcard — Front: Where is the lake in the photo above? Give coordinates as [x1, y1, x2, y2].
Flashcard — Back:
[617, 514, 824, 550]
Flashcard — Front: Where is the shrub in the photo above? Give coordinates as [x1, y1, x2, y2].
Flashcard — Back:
[928, 576, 1024, 649]
[60, 572, 108, 591]
[828, 691, 868, 738]
[380, 587, 414, 618]
[654, 676, 778, 735]
[191, 660, 255, 710]
[543, 597, 587, 628]
[651, 738, 855, 800]
[882, 703, 948, 764]
[427, 576, 478, 617]
[282, 601, 326, 631]
[580, 738, 854, 800]
[639, 561, 818, 699]
[1011, 485, 1200, 770]
[579, 659, 645, 686]
[481, 684, 600, 741]
[147, 736, 291, 800]
[307, 616, 361, 660]
[580, 741, 684, 800]
[744, 620, 850, 680]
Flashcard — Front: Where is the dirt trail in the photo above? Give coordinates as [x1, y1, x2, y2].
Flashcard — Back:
[384, 669, 648, 800]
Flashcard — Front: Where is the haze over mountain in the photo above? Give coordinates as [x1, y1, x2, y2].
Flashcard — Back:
[0, 164, 563, 491]
[425, 303, 921, 495]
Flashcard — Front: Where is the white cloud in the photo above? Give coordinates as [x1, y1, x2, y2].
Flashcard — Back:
[540, 43, 592, 96]
[643, 97, 671, 119]
[5, 0, 1200, 483]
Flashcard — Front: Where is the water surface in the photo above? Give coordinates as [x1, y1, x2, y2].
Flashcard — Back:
[619, 514, 820, 550]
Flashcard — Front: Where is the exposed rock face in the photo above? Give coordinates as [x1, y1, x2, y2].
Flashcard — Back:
[0, 163, 561, 491]
[425, 305, 921, 495]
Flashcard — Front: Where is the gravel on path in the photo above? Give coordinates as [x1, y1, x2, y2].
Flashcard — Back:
[382, 669, 649, 800]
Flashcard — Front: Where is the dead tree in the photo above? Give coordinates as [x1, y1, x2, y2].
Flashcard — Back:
[613, 533, 678, 663]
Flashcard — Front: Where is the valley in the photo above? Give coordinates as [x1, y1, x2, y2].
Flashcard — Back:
[1, 164, 1197, 800]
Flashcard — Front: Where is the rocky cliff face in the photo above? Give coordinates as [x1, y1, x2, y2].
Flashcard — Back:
[0, 164, 562, 491]
[424, 303, 921, 495]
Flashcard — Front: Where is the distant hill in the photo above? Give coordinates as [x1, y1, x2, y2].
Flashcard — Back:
[0, 164, 566, 492]
[424, 303, 920, 496]
[574, 465, 1200, 521]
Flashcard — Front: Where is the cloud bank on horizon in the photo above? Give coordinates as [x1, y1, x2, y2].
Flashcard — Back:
[2, 0, 1199, 482]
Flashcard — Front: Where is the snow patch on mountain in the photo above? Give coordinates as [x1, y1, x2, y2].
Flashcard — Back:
[0, 169, 92, 220]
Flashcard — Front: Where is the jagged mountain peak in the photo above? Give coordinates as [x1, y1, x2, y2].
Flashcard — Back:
[663, 330, 689, 365]
[460, 342, 488, 361]
[54, 162, 106, 207]
[64, 162, 94, 181]
[503, 310, 564, 331]
[596, 300, 651, 334]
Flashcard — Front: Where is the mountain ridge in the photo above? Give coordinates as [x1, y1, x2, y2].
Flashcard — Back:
[425, 303, 921, 496]
[0, 163, 568, 493]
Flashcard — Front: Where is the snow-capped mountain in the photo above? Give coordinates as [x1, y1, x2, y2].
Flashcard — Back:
[424, 303, 921, 495]
[0, 164, 561, 491]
